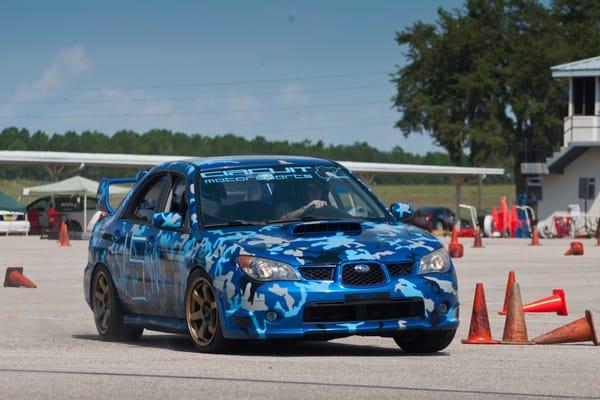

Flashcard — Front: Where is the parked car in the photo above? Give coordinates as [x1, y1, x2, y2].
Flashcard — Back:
[26, 195, 97, 234]
[0, 210, 30, 235]
[0, 191, 29, 235]
[414, 206, 456, 232]
[405, 213, 433, 232]
[84, 156, 459, 353]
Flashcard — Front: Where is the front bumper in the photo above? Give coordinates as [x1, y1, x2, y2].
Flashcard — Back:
[218, 272, 459, 340]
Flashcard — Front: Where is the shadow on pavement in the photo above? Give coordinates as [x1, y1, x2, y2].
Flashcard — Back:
[72, 333, 449, 357]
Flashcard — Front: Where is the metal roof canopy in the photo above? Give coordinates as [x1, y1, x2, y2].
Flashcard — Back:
[552, 56, 600, 77]
[0, 150, 504, 176]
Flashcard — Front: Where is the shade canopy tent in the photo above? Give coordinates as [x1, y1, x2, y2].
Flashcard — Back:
[0, 191, 24, 212]
[22, 176, 130, 233]
[22, 175, 129, 197]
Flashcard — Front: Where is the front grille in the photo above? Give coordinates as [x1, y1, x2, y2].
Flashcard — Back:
[303, 299, 424, 323]
[386, 262, 414, 277]
[341, 263, 385, 286]
[299, 266, 335, 281]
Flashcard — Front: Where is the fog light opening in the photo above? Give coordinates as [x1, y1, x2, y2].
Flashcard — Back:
[266, 311, 278, 322]
[438, 303, 449, 315]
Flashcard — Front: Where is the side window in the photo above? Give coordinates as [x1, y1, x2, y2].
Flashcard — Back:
[31, 198, 50, 211]
[164, 176, 189, 220]
[330, 181, 370, 217]
[127, 175, 168, 224]
[86, 197, 98, 209]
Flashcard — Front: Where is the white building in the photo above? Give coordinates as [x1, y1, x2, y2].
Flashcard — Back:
[524, 56, 600, 232]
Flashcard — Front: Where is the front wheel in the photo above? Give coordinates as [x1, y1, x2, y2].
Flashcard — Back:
[393, 329, 456, 353]
[185, 269, 232, 353]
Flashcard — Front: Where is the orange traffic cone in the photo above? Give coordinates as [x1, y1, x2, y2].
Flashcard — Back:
[498, 270, 516, 315]
[3, 267, 37, 288]
[450, 225, 459, 244]
[472, 226, 484, 248]
[448, 226, 463, 257]
[529, 225, 541, 246]
[448, 243, 464, 258]
[58, 222, 71, 247]
[462, 283, 500, 344]
[501, 283, 532, 344]
[564, 241, 583, 256]
[523, 289, 568, 316]
[533, 310, 599, 345]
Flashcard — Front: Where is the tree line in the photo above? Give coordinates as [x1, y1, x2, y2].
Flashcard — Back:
[0, 127, 501, 184]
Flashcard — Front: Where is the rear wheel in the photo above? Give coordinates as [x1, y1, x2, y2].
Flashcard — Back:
[185, 269, 231, 353]
[393, 329, 456, 353]
[92, 266, 143, 341]
[67, 221, 82, 232]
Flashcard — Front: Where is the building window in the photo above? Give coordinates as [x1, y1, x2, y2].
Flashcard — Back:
[573, 77, 596, 116]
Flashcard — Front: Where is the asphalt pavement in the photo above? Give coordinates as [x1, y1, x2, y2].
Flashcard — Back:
[1, 235, 599, 399]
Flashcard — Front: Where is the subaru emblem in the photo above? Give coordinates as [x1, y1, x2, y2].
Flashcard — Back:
[353, 264, 370, 273]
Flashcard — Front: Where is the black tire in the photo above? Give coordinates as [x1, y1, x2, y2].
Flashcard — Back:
[393, 329, 456, 353]
[185, 268, 233, 353]
[67, 221, 82, 233]
[91, 265, 143, 341]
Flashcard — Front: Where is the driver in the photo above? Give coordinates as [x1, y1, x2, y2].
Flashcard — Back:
[279, 180, 329, 220]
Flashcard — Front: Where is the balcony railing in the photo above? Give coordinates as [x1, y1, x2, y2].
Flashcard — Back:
[563, 116, 600, 146]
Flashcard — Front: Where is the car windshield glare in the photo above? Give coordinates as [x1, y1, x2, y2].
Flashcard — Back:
[198, 165, 387, 226]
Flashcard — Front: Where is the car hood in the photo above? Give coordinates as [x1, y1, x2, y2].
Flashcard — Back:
[205, 220, 443, 266]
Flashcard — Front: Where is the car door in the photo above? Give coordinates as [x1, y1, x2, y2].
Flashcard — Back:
[119, 173, 169, 315]
[151, 173, 192, 318]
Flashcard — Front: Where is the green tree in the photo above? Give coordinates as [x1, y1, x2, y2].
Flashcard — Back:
[393, 0, 600, 193]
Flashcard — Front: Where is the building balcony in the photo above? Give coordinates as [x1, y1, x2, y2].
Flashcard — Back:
[563, 116, 600, 146]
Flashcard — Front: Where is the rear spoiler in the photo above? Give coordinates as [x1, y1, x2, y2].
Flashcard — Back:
[97, 171, 146, 214]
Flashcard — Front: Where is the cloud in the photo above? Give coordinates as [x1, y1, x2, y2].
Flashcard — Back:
[58, 45, 92, 74]
[226, 91, 265, 126]
[14, 45, 92, 101]
[277, 84, 309, 106]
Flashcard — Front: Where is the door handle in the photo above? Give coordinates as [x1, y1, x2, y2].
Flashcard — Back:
[146, 236, 155, 248]
[103, 232, 121, 243]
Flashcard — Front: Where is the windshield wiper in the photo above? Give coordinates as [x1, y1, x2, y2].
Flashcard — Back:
[205, 220, 264, 228]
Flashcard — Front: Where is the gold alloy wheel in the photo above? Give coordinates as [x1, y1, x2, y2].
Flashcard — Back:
[93, 271, 111, 335]
[186, 277, 218, 347]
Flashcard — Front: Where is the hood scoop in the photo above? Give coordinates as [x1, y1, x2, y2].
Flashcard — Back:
[292, 221, 362, 236]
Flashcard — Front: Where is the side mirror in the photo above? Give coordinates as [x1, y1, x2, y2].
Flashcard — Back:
[136, 169, 149, 182]
[152, 211, 183, 229]
[390, 202, 413, 220]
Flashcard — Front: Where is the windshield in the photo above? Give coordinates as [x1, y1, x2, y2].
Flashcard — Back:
[199, 165, 387, 227]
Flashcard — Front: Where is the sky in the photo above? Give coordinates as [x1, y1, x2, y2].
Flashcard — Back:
[0, 0, 463, 154]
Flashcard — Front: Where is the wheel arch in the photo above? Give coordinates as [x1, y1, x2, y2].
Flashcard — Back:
[89, 262, 126, 310]
[186, 264, 210, 287]
[67, 220, 83, 232]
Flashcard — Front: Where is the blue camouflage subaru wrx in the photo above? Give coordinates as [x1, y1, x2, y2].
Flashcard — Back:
[84, 156, 459, 353]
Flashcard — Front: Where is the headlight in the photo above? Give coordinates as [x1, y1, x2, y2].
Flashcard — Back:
[418, 247, 451, 274]
[237, 256, 300, 281]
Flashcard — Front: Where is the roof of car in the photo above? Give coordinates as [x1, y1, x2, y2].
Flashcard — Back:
[184, 155, 337, 170]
